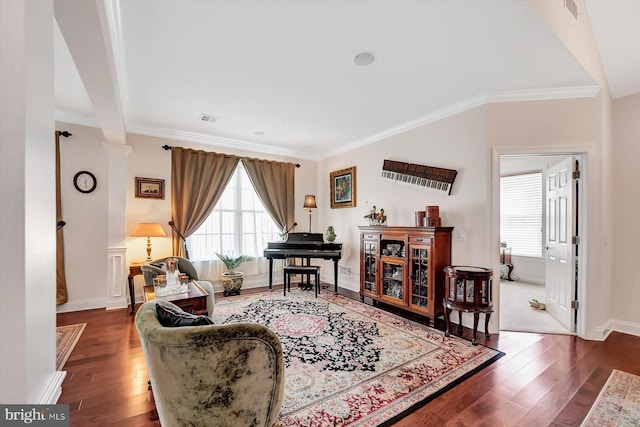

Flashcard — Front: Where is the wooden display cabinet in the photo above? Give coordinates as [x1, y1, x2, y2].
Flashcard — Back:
[380, 257, 406, 307]
[361, 234, 379, 298]
[409, 243, 432, 314]
[359, 226, 453, 325]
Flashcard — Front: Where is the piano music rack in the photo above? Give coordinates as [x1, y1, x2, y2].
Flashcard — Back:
[381, 159, 457, 195]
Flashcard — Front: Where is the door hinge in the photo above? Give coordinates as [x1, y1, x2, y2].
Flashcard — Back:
[571, 300, 579, 310]
[573, 170, 581, 180]
[572, 236, 581, 245]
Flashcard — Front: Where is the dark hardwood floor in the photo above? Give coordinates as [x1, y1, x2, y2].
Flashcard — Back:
[56, 286, 640, 426]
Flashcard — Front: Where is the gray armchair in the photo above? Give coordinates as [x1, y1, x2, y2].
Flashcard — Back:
[135, 299, 285, 427]
[141, 256, 215, 315]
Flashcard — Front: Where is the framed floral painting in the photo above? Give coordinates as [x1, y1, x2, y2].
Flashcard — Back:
[330, 166, 356, 208]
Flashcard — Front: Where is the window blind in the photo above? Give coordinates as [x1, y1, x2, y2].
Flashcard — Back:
[500, 172, 542, 257]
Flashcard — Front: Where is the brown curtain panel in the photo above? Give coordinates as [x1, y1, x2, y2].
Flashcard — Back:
[55, 131, 68, 304]
[242, 157, 295, 232]
[170, 148, 239, 257]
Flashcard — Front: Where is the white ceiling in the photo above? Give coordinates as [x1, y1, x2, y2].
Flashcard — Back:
[54, 0, 639, 160]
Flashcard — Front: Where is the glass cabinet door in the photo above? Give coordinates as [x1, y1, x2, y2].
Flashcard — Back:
[362, 241, 377, 295]
[409, 246, 431, 312]
[380, 238, 405, 258]
[381, 259, 405, 305]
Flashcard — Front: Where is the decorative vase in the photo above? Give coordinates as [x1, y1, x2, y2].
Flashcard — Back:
[324, 226, 336, 243]
[221, 271, 244, 296]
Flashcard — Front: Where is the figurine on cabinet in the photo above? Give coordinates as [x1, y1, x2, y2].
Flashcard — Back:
[364, 202, 387, 225]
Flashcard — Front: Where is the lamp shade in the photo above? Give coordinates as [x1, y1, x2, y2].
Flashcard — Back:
[131, 223, 167, 237]
[303, 195, 317, 209]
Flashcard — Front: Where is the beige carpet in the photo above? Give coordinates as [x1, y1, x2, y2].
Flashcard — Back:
[56, 323, 86, 370]
[499, 281, 572, 334]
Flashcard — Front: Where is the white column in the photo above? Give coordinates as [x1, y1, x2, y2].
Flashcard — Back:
[0, 0, 64, 403]
[103, 142, 131, 309]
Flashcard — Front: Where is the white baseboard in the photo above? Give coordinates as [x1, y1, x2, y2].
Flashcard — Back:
[56, 298, 106, 313]
[589, 318, 640, 341]
[608, 318, 640, 338]
[589, 324, 612, 341]
[333, 278, 359, 292]
[513, 276, 545, 286]
[39, 371, 67, 404]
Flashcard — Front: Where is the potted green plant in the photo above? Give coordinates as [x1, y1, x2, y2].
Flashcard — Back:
[216, 253, 254, 296]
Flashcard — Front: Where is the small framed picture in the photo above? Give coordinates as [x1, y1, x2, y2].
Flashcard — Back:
[135, 177, 165, 199]
[330, 166, 356, 209]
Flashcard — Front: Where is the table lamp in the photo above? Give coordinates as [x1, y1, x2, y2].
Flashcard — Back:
[131, 222, 167, 261]
[303, 195, 317, 232]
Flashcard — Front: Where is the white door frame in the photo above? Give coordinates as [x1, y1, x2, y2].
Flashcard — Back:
[490, 147, 589, 339]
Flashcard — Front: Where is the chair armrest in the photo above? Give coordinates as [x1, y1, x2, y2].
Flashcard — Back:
[141, 265, 164, 286]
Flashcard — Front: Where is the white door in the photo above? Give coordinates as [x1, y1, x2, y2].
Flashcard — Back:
[545, 157, 578, 331]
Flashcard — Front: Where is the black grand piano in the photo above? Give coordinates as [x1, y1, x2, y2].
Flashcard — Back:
[264, 232, 342, 293]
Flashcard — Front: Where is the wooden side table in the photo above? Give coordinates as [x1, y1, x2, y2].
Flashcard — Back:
[443, 266, 493, 345]
[143, 281, 209, 315]
[500, 247, 514, 281]
[128, 263, 144, 314]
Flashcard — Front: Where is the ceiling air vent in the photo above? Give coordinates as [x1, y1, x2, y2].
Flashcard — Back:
[564, 0, 578, 20]
[199, 114, 218, 123]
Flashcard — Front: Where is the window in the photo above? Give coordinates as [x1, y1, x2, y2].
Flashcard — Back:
[500, 172, 543, 257]
[186, 164, 281, 260]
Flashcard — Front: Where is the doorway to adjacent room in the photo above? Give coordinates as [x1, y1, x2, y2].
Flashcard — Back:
[497, 153, 585, 335]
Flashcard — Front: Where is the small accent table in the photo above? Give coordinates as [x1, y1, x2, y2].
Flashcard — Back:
[500, 247, 514, 281]
[443, 266, 493, 345]
[143, 281, 209, 315]
[128, 263, 144, 314]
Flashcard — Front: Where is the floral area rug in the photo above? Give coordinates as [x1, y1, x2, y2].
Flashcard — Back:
[211, 290, 504, 426]
[56, 323, 86, 371]
[581, 369, 640, 426]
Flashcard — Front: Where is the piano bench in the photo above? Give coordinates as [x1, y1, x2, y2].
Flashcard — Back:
[283, 265, 321, 297]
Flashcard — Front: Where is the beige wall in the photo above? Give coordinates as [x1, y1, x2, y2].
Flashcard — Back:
[53, 0, 632, 340]
[55, 124, 317, 311]
[487, 96, 610, 338]
[529, 0, 615, 339]
[56, 124, 109, 309]
[612, 93, 640, 328]
[56, 92, 636, 340]
[318, 94, 623, 338]
[318, 106, 488, 292]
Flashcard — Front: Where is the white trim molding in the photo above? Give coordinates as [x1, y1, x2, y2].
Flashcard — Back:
[57, 85, 601, 162]
[39, 371, 67, 404]
[608, 318, 640, 339]
[329, 85, 601, 159]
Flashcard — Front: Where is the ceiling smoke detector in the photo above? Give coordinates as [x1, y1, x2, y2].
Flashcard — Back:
[199, 114, 218, 123]
[354, 51, 376, 66]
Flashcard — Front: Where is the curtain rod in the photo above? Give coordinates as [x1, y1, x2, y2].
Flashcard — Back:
[161, 144, 300, 167]
[57, 131, 72, 138]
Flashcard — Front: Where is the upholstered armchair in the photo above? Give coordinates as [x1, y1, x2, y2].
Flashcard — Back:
[141, 256, 215, 315]
[135, 299, 285, 427]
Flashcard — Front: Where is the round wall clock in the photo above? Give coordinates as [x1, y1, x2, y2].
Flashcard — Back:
[73, 171, 97, 193]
